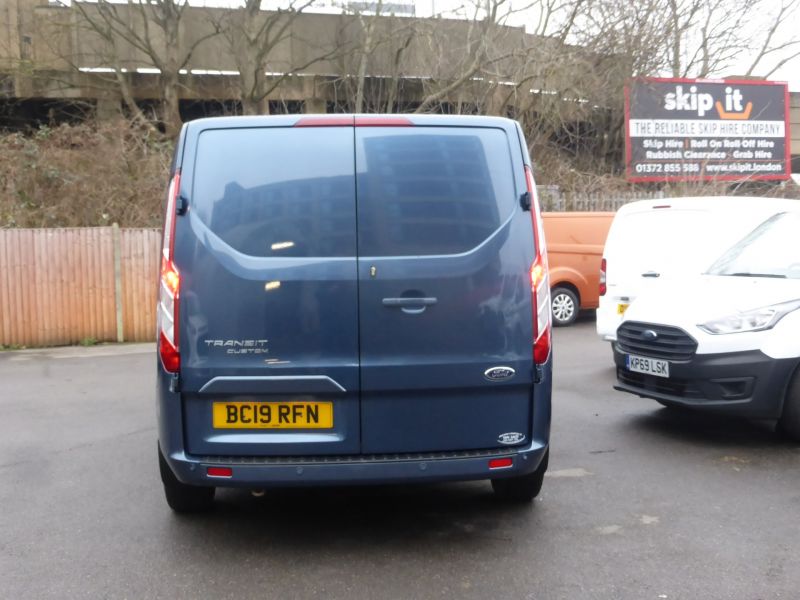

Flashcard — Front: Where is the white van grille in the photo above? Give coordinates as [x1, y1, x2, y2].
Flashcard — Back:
[617, 321, 697, 361]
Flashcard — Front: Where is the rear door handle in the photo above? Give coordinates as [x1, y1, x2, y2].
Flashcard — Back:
[382, 297, 438, 307]
[382, 297, 437, 314]
[641, 271, 660, 278]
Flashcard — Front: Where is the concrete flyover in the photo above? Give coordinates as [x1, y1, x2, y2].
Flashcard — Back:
[0, 1, 797, 171]
[0, 0, 590, 117]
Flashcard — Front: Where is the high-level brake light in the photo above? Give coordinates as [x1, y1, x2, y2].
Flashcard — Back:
[294, 116, 413, 127]
[158, 171, 181, 373]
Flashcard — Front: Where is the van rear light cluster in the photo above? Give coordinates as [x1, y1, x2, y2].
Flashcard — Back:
[525, 165, 552, 364]
[599, 258, 607, 296]
[158, 171, 181, 373]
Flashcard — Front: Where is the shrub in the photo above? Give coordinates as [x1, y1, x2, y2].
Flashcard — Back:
[0, 119, 172, 228]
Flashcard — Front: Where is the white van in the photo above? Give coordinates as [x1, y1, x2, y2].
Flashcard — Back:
[597, 196, 799, 341]
[612, 209, 800, 438]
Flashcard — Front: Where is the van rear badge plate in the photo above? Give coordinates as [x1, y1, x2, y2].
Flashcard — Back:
[498, 432, 525, 445]
[484, 366, 515, 381]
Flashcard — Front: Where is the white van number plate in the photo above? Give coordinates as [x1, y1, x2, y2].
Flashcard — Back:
[625, 354, 669, 378]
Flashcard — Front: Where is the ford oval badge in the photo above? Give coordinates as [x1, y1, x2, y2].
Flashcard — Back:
[484, 366, 515, 381]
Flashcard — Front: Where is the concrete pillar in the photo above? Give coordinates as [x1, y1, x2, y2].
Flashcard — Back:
[96, 97, 121, 121]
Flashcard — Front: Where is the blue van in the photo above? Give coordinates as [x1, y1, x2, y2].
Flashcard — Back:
[156, 114, 552, 511]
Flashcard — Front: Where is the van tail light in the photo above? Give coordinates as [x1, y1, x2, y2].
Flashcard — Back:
[599, 258, 607, 297]
[526, 165, 551, 364]
[532, 255, 551, 364]
[158, 171, 181, 373]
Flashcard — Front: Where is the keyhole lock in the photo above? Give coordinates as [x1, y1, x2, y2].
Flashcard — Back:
[370, 266, 377, 278]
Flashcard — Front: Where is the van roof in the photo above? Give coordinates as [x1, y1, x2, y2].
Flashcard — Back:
[542, 211, 616, 218]
[184, 113, 520, 132]
[615, 196, 799, 215]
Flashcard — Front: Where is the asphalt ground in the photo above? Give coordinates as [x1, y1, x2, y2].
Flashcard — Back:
[2, 317, 799, 599]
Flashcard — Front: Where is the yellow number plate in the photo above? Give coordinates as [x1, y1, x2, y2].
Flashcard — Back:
[617, 303, 629, 315]
[212, 402, 333, 429]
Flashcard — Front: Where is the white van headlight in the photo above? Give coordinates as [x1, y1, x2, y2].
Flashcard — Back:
[698, 300, 800, 334]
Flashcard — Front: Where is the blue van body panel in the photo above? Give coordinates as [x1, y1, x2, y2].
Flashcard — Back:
[157, 114, 551, 489]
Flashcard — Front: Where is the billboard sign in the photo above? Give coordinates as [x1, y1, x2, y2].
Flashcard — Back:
[625, 77, 790, 182]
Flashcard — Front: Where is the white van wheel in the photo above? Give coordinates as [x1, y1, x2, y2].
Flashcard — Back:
[778, 369, 800, 441]
[551, 287, 579, 326]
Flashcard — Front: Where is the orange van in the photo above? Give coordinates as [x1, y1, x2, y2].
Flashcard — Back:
[542, 212, 614, 326]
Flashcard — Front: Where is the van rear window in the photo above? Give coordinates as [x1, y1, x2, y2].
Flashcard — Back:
[356, 128, 516, 257]
[192, 127, 356, 257]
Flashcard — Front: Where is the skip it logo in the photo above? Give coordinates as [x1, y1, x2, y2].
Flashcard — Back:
[663, 85, 753, 119]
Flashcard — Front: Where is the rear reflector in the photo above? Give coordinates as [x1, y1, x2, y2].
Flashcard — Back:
[207, 467, 232, 478]
[489, 457, 513, 469]
[599, 257, 607, 296]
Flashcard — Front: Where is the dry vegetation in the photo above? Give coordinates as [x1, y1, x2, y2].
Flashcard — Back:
[0, 117, 795, 227]
[0, 119, 171, 228]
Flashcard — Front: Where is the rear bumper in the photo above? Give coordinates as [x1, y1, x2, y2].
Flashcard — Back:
[156, 355, 552, 488]
[613, 346, 798, 419]
[161, 444, 548, 488]
[596, 300, 621, 341]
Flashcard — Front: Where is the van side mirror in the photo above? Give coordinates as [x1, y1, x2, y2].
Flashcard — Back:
[519, 191, 531, 211]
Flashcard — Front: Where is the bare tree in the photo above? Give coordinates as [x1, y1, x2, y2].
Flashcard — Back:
[217, 0, 339, 115]
[329, 2, 419, 114]
[743, 0, 800, 77]
[352, 0, 383, 114]
[72, 0, 219, 135]
[579, 0, 800, 80]
[412, 0, 529, 114]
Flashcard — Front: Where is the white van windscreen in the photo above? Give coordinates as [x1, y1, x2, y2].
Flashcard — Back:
[708, 212, 800, 279]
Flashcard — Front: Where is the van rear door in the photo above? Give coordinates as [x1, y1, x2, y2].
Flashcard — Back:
[355, 123, 536, 454]
[176, 123, 361, 456]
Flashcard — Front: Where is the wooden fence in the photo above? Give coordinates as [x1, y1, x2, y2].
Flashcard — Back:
[0, 226, 160, 347]
[0, 195, 639, 348]
[538, 186, 666, 212]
